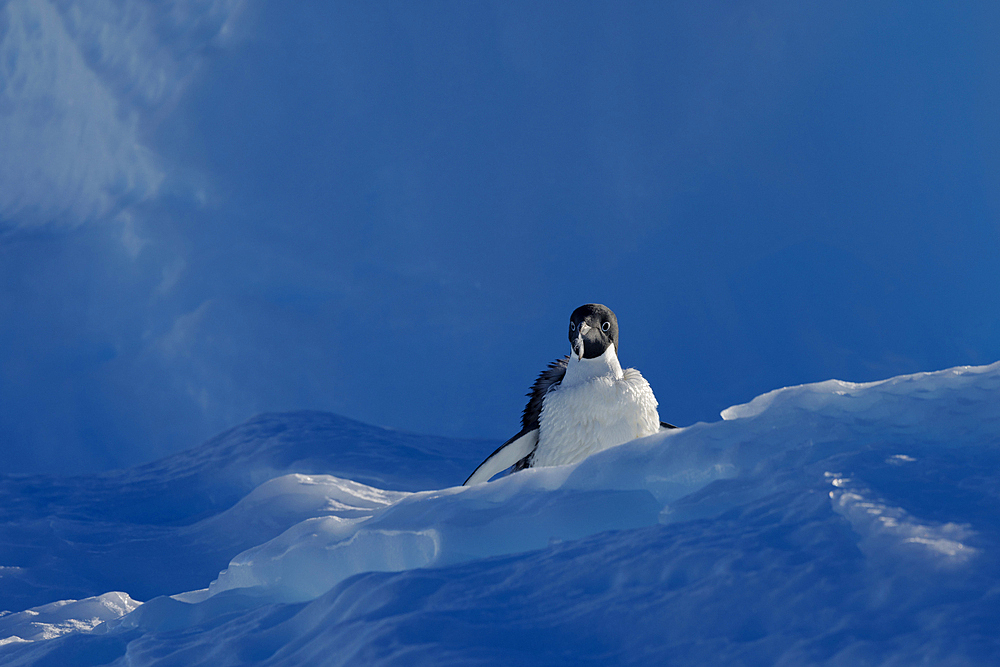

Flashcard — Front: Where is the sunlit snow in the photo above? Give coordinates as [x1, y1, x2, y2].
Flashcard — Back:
[2, 363, 999, 665]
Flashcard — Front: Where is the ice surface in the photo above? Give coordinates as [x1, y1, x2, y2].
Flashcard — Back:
[2, 363, 1000, 665]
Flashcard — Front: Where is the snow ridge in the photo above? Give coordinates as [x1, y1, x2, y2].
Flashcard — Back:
[1, 362, 1000, 665]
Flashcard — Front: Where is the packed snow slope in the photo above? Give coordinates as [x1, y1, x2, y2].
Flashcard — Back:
[2, 363, 1000, 665]
[0, 412, 491, 611]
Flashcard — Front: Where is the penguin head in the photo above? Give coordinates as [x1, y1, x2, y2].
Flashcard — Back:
[568, 303, 619, 360]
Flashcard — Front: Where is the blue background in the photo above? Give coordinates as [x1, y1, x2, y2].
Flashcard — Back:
[2, 1, 998, 473]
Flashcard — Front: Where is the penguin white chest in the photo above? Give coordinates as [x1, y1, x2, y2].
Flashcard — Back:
[534, 367, 660, 467]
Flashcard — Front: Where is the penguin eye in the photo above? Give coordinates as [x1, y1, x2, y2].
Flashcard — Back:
[569, 322, 576, 331]
[601, 321, 610, 332]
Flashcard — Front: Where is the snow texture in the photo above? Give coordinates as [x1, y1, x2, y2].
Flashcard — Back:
[2, 363, 1000, 665]
[0, 412, 491, 612]
[0, 593, 139, 646]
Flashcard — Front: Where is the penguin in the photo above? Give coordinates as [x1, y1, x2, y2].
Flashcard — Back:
[464, 303, 675, 485]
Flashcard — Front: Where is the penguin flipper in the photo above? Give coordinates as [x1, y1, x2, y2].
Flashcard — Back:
[463, 429, 539, 486]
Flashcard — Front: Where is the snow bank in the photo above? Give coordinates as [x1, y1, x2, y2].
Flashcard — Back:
[0, 412, 489, 612]
[0, 593, 138, 646]
[2, 363, 1000, 665]
[172, 364, 998, 610]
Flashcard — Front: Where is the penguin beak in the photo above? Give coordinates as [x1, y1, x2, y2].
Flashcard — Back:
[572, 323, 592, 360]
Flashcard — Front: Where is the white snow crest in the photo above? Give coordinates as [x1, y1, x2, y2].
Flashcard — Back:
[827, 471, 978, 566]
[0, 592, 140, 645]
[175, 475, 437, 604]
[721, 363, 1000, 432]
[181, 516, 440, 604]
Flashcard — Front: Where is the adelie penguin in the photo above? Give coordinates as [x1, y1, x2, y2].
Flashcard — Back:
[464, 303, 675, 485]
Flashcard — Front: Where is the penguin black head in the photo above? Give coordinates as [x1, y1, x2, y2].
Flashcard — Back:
[568, 303, 619, 360]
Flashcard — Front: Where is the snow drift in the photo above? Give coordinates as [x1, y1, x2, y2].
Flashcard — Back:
[2, 363, 999, 665]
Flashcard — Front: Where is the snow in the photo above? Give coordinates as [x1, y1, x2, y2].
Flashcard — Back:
[0, 593, 139, 646]
[2, 363, 1000, 665]
[0, 412, 489, 612]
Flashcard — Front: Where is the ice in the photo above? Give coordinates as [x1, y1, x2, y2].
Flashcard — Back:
[2, 362, 1000, 665]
